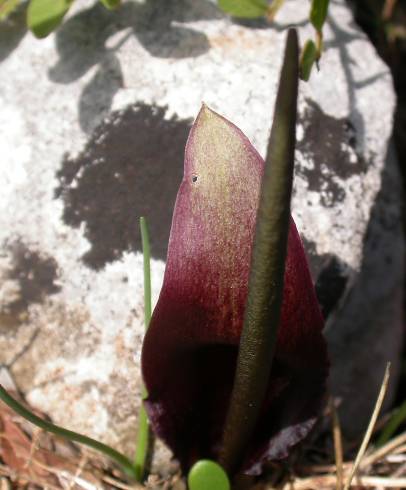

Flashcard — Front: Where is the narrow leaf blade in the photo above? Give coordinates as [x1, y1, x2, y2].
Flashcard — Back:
[300, 39, 318, 81]
[0, 384, 137, 480]
[310, 0, 330, 32]
[134, 216, 154, 481]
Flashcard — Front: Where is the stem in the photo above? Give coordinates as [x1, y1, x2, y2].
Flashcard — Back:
[133, 216, 154, 481]
[219, 29, 299, 476]
[315, 29, 323, 60]
[266, 0, 285, 22]
[140, 217, 152, 326]
[0, 384, 137, 480]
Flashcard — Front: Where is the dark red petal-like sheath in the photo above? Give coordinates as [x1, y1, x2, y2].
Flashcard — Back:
[141, 105, 328, 475]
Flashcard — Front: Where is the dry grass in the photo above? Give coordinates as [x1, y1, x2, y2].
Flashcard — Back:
[277, 364, 406, 490]
[1, 364, 405, 489]
[283, 431, 406, 490]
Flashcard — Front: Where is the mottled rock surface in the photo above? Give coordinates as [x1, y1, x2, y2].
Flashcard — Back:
[0, 0, 403, 474]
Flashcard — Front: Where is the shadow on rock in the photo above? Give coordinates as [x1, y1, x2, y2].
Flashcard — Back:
[301, 237, 349, 321]
[325, 141, 404, 437]
[78, 53, 124, 134]
[296, 99, 368, 208]
[48, 0, 220, 80]
[324, 14, 387, 151]
[231, 15, 308, 31]
[0, 242, 61, 332]
[55, 102, 192, 269]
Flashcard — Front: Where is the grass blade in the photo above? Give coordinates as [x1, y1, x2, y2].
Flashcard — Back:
[140, 217, 152, 326]
[133, 216, 154, 481]
[0, 385, 137, 480]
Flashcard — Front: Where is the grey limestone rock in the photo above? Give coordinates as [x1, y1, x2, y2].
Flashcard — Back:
[0, 0, 403, 473]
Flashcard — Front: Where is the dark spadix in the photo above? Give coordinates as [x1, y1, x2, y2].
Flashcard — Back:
[141, 105, 328, 476]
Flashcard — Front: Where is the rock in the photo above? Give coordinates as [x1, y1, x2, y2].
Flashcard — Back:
[324, 141, 404, 437]
[0, 0, 403, 475]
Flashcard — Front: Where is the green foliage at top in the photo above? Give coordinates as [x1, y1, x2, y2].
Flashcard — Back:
[310, 0, 330, 32]
[218, 0, 268, 19]
[188, 460, 230, 490]
[216, 0, 331, 82]
[27, 0, 73, 38]
[25, 0, 120, 38]
[0, 0, 20, 20]
[99, 0, 120, 10]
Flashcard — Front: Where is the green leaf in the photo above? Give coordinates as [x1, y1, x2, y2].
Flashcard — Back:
[99, 0, 120, 10]
[0, 0, 20, 21]
[188, 460, 230, 490]
[299, 39, 317, 81]
[310, 0, 329, 32]
[219, 29, 299, 474]
[300, 39, 317, 82]
[218, 0, 268, 19]
[27, 0, 72, 38]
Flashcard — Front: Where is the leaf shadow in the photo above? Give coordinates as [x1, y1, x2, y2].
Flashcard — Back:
[47, 0, 221, 133]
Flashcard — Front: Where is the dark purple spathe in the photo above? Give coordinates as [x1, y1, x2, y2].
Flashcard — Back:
[141, 105, 329, 475]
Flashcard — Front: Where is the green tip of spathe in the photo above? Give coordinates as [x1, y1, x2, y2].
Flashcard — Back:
[188, 460, 230, 490]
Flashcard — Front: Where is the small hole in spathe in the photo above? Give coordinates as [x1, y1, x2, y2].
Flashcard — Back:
[192, 175, 198, 183]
